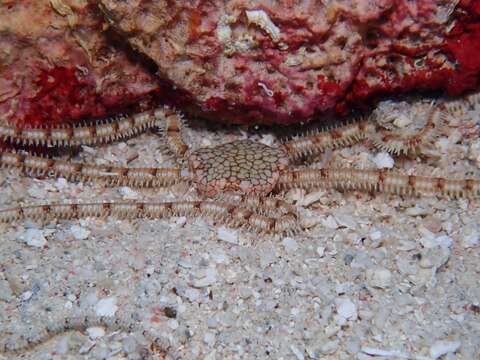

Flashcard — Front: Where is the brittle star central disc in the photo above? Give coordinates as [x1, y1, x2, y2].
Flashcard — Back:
[188, 140, 289, 196]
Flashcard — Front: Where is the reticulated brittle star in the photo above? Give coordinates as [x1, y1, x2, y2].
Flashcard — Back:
[0, 100, 479, 236]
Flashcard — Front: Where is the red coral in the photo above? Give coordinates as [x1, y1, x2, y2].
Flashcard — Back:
[2, 1, 480, 127]
[0, 1, 160, 128]
[348, 0, 480, 111]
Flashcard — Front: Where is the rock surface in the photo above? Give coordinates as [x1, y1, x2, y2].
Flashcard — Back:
[99, 0, 480, 124]
[0, 0, 160, 128]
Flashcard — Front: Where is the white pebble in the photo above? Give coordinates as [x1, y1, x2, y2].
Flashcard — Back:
[324, 324, 340, 337]
[429, 340, 461, 359]
[207, 316, 218, 329]
[335, 297, 357, 320]
[119, 186, 138, 199]
[320, 340, 339, 354]
[420, 235, 438, 249]
[322, 215, 339, 229]
[70, 225, 90, 241]
[0, 280, 13, 302]
[406, 205, 431, 216]
[373, 152, 394, 169]
[396, 257, 418, 275]
[217, 227, 238, 244]
[211, 249, 229, 264]
[184, 288, 200, 302]
[203, 332, 216, 346]
[369, 230, 382, 241]
[175, 216, 187, 226]
[78, 340, 96, 354]
[282, 237, 298, 252]
[18, 228, 47, 248]
[245, 9, 281, 42]
[436, 137, 451, 152]
[366, 268, 392, 289]
[193, 268, 218, 288]
[299, 190, 325, 207]
[64, 301, 73, 309]
[316, 246, 325, 258]
[55, 177, 68, 190]
[87, 327, 106, 339]
[81, 145, 97, 155]
[393, 114, 413, 128]
[336, 282, 351, 294]
[462, 229, 479, 248]
[434, 235, 453, 249]
[27, 186, 46, 198]
[290, 345, 305, 360]
[260, 134, 275, 146]
[397, 240, 417, 251]
[55, 336, 70, 355]
[168, 319, 179, 330]
[333, 213, 358, 229]
[361, 347, 411, 358]
[204, 351, 217, 360]
[145, 266, 155, 276]
[95, 297, 118, 317]
[419, 257, 434, 269]
[20, 291, 33, 301]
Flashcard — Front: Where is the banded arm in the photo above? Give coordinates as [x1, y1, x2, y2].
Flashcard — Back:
[160, 109, 189, 158]
[0, 200, 298, 235]
[369, 105, 445, 155]
[0, 316, 134, 355]
[0, 151, 182, 188]
[277, 168, 480, 198]
[282, 119, 373, 160]
[0, 314, 173, 358]
[0, 106, 187, 151]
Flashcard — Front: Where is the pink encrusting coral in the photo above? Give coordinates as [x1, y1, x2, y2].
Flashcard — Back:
[0, 0, 161, 128]
[99, 0, 480, 124]
[1, 1, 480, 128]
[349, 0, 480, 108]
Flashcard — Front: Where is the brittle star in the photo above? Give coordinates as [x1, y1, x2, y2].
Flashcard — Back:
[0, 100, 478, 235]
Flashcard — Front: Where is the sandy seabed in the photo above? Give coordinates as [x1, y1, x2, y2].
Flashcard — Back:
[0, 97, 479, 360]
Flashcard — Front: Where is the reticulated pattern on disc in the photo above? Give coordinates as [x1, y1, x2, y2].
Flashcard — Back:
[188, 140, 289, 196]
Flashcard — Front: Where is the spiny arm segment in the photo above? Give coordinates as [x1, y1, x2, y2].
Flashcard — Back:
[0, 110, 157, 147]
[369, 105, 445, 156]
[0, 151, 183, 188]
[0, 315, 135, 355]
[277, 168, 480, 198]
[161, 108, 189, 158]
[0, 200, 297, 235]
[0, 106, 186, 148]
[220, 193, 296, 215]
[282, 119, 373, 160]
[0, 314, 174, 358]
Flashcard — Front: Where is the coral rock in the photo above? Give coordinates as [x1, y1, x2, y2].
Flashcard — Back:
[99, 0, 480, 124]
[1, 1, 480, 127]
[0, 0, 160, 128]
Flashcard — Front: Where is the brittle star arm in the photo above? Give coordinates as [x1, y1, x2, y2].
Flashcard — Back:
[282, 119, 374, 160]
[0, 151, 183, 187]
[0, 107, 187, 154]
[0, 199, 297, 235]
[281, 104, 448, 160]
[0, 314, 174, 357]
[160, 108, 188, 158]
[0, 315, 134, 355]
[218, 194, 299, 234]
[276, 168, 480, 198]
[369, 103, 446, 155]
